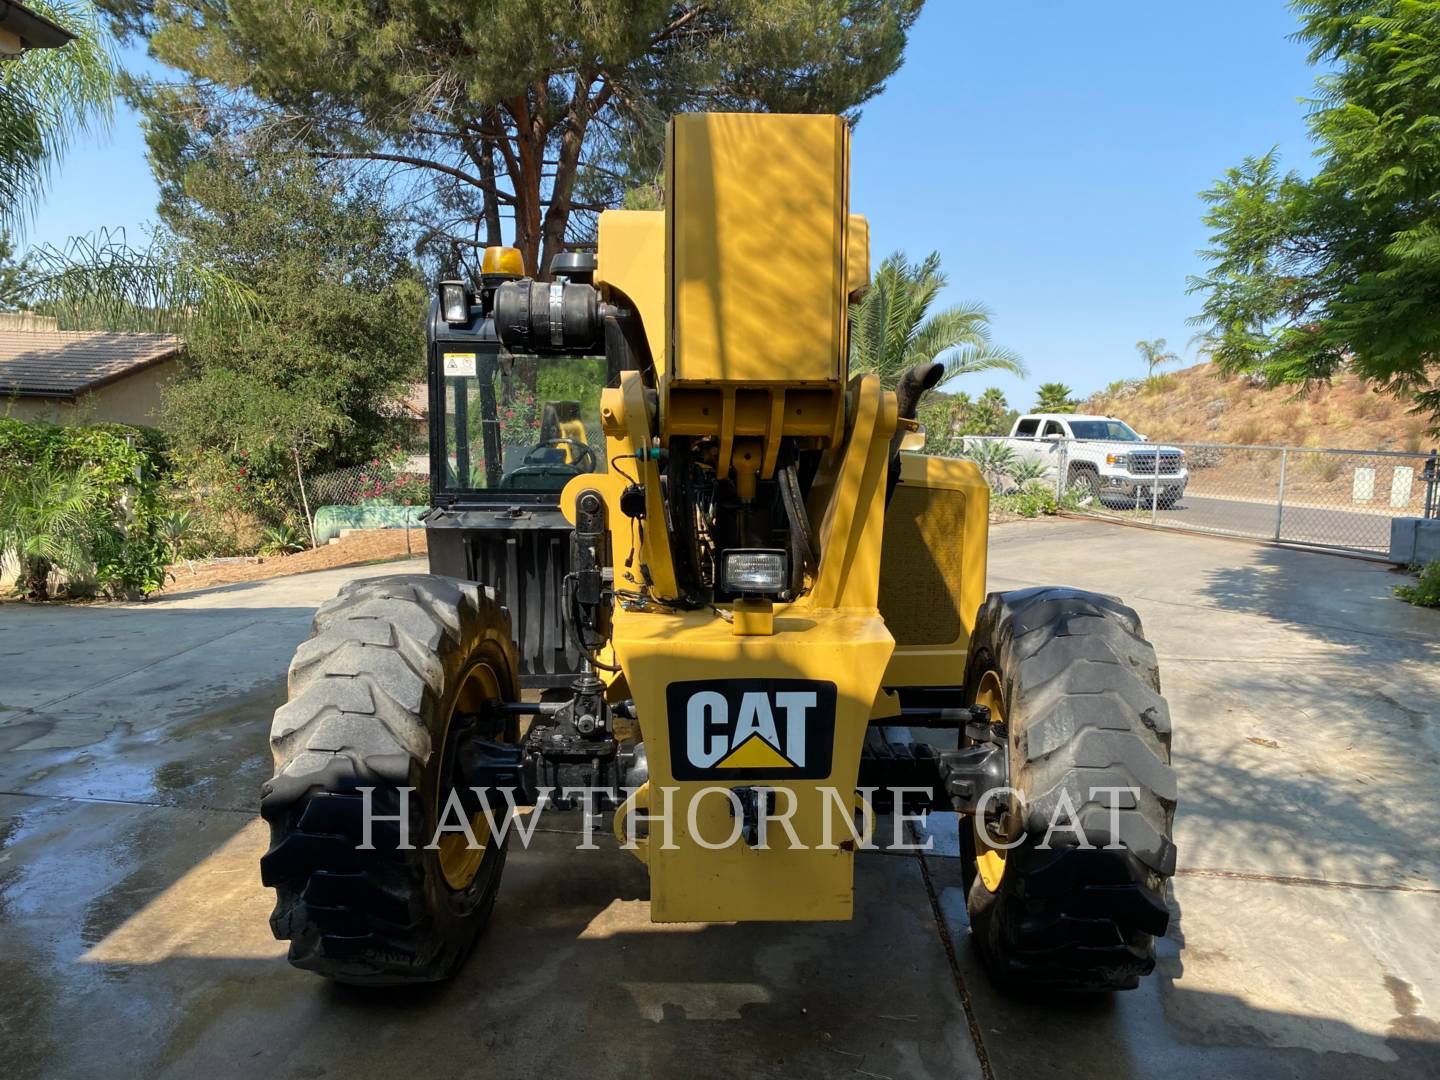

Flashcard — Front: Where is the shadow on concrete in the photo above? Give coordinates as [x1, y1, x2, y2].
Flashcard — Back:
[1197, 543, 1439, 659]
[930, 859, 1440, 1080]
[1181, 544, 1440, 881]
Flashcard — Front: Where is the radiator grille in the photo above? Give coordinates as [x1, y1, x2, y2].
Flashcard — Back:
[465, 527, 581, 686]
[878, 485, 967, 647]
[1128, 451, 1184, 475]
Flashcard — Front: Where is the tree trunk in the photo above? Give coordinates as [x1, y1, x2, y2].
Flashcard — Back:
[538, 77, 598, 277]
[26, 557, 51, 601]
[503, 90, 548, 276]
[478, 139, 502, 247]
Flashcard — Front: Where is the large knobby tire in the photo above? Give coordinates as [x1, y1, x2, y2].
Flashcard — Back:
[960, 587, 1176, 991]
[259, 574, 520, 984]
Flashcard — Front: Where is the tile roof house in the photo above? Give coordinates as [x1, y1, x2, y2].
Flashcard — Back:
[0, 314, 183, 428]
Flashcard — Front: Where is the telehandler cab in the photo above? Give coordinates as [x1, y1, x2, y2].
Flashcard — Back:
[260, 113, 1176, 991]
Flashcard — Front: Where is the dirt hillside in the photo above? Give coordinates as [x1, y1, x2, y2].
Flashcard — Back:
[1084, 363, 1435, 454]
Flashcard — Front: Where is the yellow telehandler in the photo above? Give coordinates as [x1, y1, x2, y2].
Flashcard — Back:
[260, 113, 1175, 991]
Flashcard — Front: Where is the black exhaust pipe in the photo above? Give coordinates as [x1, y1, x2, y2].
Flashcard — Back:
[886, 360, 945, 504]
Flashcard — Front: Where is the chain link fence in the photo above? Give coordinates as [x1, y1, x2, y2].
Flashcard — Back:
[299, 439, 1438, 556]
[956, 437, 1439, 556]
[301, 457, 430, 544]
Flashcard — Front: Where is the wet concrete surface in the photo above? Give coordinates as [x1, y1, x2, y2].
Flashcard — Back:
[2, 525, 1438, 1079]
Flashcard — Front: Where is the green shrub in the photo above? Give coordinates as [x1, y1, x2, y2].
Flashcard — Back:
[1395, 560, 1440, 608]
[1008, 458, 1050, 486]
[0, 418, 173, 599]
[260, 524, 307, 556]
[0, 456, 103, 599]
[992, 481, 1063, 518]
[961, 440, 1019, 488]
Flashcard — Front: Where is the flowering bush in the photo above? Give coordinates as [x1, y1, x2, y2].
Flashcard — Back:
[355, 448, 431, 506]
[499, 392, 540, 446]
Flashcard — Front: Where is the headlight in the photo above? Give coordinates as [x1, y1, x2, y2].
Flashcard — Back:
[721, 549, 789, 596]
[440, 280, 469, 324]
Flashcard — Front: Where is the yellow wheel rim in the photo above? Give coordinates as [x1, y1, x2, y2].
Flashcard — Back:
[437, 662, 501, 891]
[973, 669, 1008, 892]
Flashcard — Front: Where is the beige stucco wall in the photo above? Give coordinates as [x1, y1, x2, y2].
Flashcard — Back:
[3, 357, 178, 429]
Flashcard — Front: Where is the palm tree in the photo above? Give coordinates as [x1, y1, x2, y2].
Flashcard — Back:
[1034, 382, 1076, 413]
[851, 251, 1026, 390]
[0, 454, 102, 599]
[0, 1, 114, 233]
[1136, 338, 1181, 380]
[0, 4, 257, 330]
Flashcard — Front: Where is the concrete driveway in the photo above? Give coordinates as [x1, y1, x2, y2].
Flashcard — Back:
[2, 521, 1438, 1079]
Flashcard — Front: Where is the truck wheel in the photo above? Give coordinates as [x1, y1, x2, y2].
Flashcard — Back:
[1067, 466, 1100, 505]
[260, 574, 521, 984]
[959, 587, 1176, 991]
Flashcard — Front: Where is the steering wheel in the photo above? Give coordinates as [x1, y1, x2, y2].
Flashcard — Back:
[523, 438, 597, 473]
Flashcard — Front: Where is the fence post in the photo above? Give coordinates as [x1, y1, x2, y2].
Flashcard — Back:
[1425, 449, 1438, 520]
[1274, 448, 1288, 542]
[1056, 439, 1068, 504]
[1149, 449, 1159, 525]
[293, 446, 318, 550]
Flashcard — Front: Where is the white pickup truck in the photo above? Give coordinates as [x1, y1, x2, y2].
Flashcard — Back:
[981, 413, 1188, 508]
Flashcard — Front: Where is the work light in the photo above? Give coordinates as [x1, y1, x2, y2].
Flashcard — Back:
[440, 281, 469, 324]
[720, 549, 789, 596]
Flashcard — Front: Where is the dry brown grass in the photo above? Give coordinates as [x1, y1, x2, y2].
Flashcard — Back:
[1303, 455, 1344, 483]
[1085, 362, 1436, 453]
[1229, 419, 1265, 445]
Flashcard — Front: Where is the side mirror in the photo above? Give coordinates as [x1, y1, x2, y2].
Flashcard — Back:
[1042, 433, 1062, 441]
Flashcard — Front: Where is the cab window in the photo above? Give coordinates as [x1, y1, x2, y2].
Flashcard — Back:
[1042, 420, 1068, 438]
[1014, 417, 1041, 437]
[441, 353, 607, 492]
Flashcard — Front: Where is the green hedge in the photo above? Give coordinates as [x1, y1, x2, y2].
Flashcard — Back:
[0, 418, 173, 598]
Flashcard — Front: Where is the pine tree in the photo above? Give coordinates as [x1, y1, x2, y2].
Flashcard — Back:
[107, 0, 925, 277]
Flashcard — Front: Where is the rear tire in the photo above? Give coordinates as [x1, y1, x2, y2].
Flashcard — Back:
[260, 574, 520, 984]
[960, 587, 1176, 991]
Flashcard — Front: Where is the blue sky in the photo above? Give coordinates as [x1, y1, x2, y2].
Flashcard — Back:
[25, 1, 1319, 409]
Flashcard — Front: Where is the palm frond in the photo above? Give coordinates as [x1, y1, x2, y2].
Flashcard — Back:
[906, 304, 997, 368]
[849, 249, 1024, 389]
[936, 342, 1028, 386]
[0, 1, 116, 233]
[0, 454, 102, 593]
[21, 230, 262, 333]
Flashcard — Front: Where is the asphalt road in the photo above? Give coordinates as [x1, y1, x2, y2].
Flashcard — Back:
[1091, 491, 1408, 553]
[3, 522, 1439, 1079]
